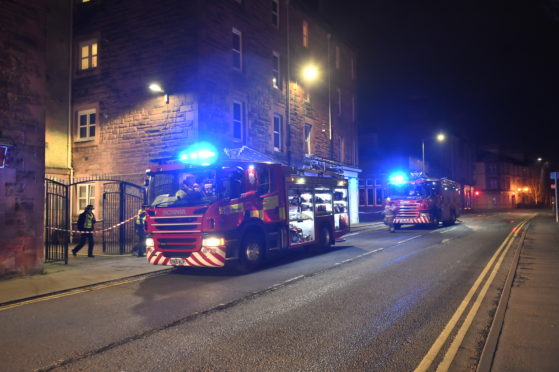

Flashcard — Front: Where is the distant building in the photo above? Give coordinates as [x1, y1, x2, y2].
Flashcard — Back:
[64, 0, 360, 222]
[473, 149, 543, 209]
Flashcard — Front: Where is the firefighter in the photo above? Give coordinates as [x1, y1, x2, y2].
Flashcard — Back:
[384, 202, 398, 233]
[132, 204, 147, 257]
[72, 204, 96, 257]
[176, 176, 204, 201]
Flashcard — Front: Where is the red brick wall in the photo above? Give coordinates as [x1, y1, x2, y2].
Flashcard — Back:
[0, 0, 47, 276]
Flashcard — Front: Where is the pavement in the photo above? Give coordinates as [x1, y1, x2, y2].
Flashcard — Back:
[0, 213, 558, 371]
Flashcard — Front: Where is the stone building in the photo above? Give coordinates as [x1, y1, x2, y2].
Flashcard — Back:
[0, 0, 48, 276]
[68, 0, 360, 222]
[473, 149, 544, 209]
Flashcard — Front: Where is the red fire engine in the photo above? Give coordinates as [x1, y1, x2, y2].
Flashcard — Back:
[384, 173, 462, 229]
[143, 151, 350, 272]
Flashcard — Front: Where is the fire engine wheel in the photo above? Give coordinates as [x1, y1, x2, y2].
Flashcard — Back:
[431, 216, 440, 228]
[238, 233, 264, 273]
[394, 224, 402, 230]
[443, 211, 457, 226]
[316, 225, 332, 252]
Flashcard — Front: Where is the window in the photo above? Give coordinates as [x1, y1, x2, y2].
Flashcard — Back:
[273, 113, 283, 151]
[272, 51, 280, 88]
[339, 136, 345, 162]
[352, 95, 355, 122]
[77, 184, 95, 211]
[304, 123, 312, 154]
[79, 40, 98, 71]
[488, 178, 498, 190]
[337, 88, 342, 117]
[232, 101, 244, 140]
[488, 163, 497, 174]
[77, 109, 96, 141]
[232, 28, 242, 70]
[302, 20, 309, 47]
[272, 0, 279, 27]
[335, 46, 340, 69]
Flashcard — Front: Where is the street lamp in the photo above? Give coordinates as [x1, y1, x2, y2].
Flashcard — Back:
[421, 132, 446, 175]
[301, 64, 320, 83]
[148, 82, 169, 104]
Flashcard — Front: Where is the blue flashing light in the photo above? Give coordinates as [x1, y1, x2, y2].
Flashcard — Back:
[389, 172, 408, 185]
[179, 142, 218, 166]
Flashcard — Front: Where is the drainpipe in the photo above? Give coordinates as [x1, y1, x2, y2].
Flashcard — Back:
[285, 0, 291, 167]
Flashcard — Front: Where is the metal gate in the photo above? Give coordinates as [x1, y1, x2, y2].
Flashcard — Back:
[44, 179, 69, 263]
[102, 182, 145, 254]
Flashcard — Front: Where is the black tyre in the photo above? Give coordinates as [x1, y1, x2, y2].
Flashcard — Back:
[317, 225, 332, 252]
[394, 223, 402, 230]
[443, 211, 456, 226]
[431, 215, 440, 228]
[236, 233, 264, 273]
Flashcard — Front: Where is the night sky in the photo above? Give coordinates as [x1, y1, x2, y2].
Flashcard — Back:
[320, 0, 559, 167]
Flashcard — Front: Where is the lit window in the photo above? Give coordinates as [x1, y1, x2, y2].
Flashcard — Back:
[77, 109, 96, 141]
[273, 113, 283, 151]
[272, 51, 280, 88]
[272, 0, 279, 27]
[337, 88, 342, 117]
[82, 0, 91, 3]
[304, 123, 312, 154]
[233, 101, 244, 140]
[232, 28, 242, 70]
[79, 40, 98, 71]
[335, 46, 340, 69]
[302, 20, 309, 48]
[77, 184, 95, 211]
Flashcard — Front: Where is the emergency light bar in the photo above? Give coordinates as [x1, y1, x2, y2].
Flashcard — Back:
[389, 172, 408, 185]
[179, 142, 218, 166]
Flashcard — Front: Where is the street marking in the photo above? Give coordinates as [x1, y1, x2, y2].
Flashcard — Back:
[414, 217, 531, 372]
[439, 226, 458, 234]
[397, 235, 421, 245]
[436, 223, 520, 371]
[344, 232, 360, 237]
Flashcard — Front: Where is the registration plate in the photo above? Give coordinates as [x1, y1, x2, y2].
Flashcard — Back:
[169, 258, 184, 265]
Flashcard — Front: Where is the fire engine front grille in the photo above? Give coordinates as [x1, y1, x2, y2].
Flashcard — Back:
[153, 217, 197, 224]
[154, 224, 200, 231]
[397, 202, 420, 218]
[161, 252, 193, 258]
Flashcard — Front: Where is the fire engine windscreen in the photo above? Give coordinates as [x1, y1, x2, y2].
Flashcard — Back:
[388, 181, 441, 199]
[147, 168, 241, 207]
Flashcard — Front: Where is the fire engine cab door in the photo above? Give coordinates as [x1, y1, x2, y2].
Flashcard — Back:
[255, 165, 287, 250]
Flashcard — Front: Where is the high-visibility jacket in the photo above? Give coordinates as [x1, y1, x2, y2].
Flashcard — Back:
[136, 209, 146, 225]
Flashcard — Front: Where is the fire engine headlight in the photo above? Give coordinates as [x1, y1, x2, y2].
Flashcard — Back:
[145, 238, 154, 248]
[202, 236, 225, 247]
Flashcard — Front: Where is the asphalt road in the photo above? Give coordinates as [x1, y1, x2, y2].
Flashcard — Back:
[0, 211, 535, 372]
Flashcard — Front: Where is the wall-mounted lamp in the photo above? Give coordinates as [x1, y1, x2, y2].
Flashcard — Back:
[148, 82, 169, 104]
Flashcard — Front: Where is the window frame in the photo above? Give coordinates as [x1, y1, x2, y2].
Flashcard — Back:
[232, 27, 243, 71]
[273, 113, 283, 152]
[77, 183, 95, 212]
[304, 123, 312, 155]
[302, 20, 309, 48]
[232, 101, 245, 141]
[78, 39, 98, 71]
[272, 51, 281, 89]
[271, 0, 279, 28]
[76, 108, 97, 142]
[335, 46, 340, 70]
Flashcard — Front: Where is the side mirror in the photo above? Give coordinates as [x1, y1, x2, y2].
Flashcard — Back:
[144, 178, 150, 187]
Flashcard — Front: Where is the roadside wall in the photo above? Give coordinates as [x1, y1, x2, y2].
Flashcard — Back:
[0, 1, 47, 277]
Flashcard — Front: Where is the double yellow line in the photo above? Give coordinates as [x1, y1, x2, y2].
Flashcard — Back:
[415, 216, 532, 372]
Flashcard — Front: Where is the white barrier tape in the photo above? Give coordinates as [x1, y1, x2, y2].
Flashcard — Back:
[46, 213, 140, 234]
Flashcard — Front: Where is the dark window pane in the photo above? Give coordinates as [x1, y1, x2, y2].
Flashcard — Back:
[89, 125, 95, 137]
[80, 114, 87, 126]
[90, 113, 96, 124]
[80, 127, 86, 138]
